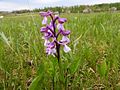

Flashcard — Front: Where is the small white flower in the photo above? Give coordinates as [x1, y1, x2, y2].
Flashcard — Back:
[0, 16, 3, 19]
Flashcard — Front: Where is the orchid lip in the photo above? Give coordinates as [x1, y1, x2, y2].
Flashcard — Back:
[57, 23, 65, 30]
[46, 47, 56, 55]
[42, 16, 47, 25]
[64, 45, 71, 53]
[47, 42, 55, 49]
[59, 36, 70, 45]
[44, 32, 53, 39]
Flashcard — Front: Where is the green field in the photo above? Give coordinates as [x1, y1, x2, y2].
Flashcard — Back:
[0, 12, 120, 90]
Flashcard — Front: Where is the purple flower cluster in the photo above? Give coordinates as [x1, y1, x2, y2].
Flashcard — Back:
[40, 11, 71, 56]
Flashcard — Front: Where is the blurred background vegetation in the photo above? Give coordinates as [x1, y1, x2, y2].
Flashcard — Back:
[0, 2, 120, 15]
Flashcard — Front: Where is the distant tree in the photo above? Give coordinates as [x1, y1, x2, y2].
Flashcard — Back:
[11, 2, 120, 14]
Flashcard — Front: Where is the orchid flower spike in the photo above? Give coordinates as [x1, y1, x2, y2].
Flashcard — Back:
[40, 10, 71, 56]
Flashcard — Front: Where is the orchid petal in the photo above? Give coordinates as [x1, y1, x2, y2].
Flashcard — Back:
[44, 32, 53, 39]
[46, 41, 56, 55]
[47, 42, 55, 48]
[44, 39, 50, 46]
[42, 16, 47, 25]
[46, 46, 56, 55]
[64, 45, 71, 53]
[59, 36, 70, 45]
[61, 30, 71, 36]
[58, 18, 67, 23]
[40, 11, 53, 17]
[57, 23, 64, 30]
[40, 27, 48, 32]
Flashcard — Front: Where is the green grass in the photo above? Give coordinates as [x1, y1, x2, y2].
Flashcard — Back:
[0, 12, 120, 90]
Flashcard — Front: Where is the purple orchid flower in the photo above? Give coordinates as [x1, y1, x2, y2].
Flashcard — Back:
[57, 23, 65, 30]
[40, 11, 53, 16]
[58, 18, 67, 24]
[40, 11, 53, 25]
[40, 10, 71, 61]
[40, 27, 48, 32]
[46, 42, 56, 55]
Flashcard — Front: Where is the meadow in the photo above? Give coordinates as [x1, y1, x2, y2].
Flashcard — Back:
[0, 12, 120, 90]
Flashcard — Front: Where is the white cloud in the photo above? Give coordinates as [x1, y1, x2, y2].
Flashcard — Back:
[0, 0, 119, 11]
[88, 0, 120, 5]
[35, 0, 60, 3]
[0, 2, 30, 11]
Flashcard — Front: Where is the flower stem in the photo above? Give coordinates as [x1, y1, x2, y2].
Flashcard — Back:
[56, 44, 60, 62]
[52, 76, 54, 90]
[56, 43, 65, 89]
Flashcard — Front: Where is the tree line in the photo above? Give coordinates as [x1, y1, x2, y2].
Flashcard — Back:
[7, 2, 120, 14]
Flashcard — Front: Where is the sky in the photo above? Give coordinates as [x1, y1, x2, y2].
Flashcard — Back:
[0, 0, 120, 11]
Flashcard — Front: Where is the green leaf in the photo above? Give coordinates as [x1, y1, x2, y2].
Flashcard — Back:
[0, 32, 10, 47]
[97, 60, 107, 77]
[69, 59, 81, 74]
[29, 63, 44, 90]
[37, 63, 44, 76]
[0, 62, 10, 75]
[29, 75, 42, 90]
